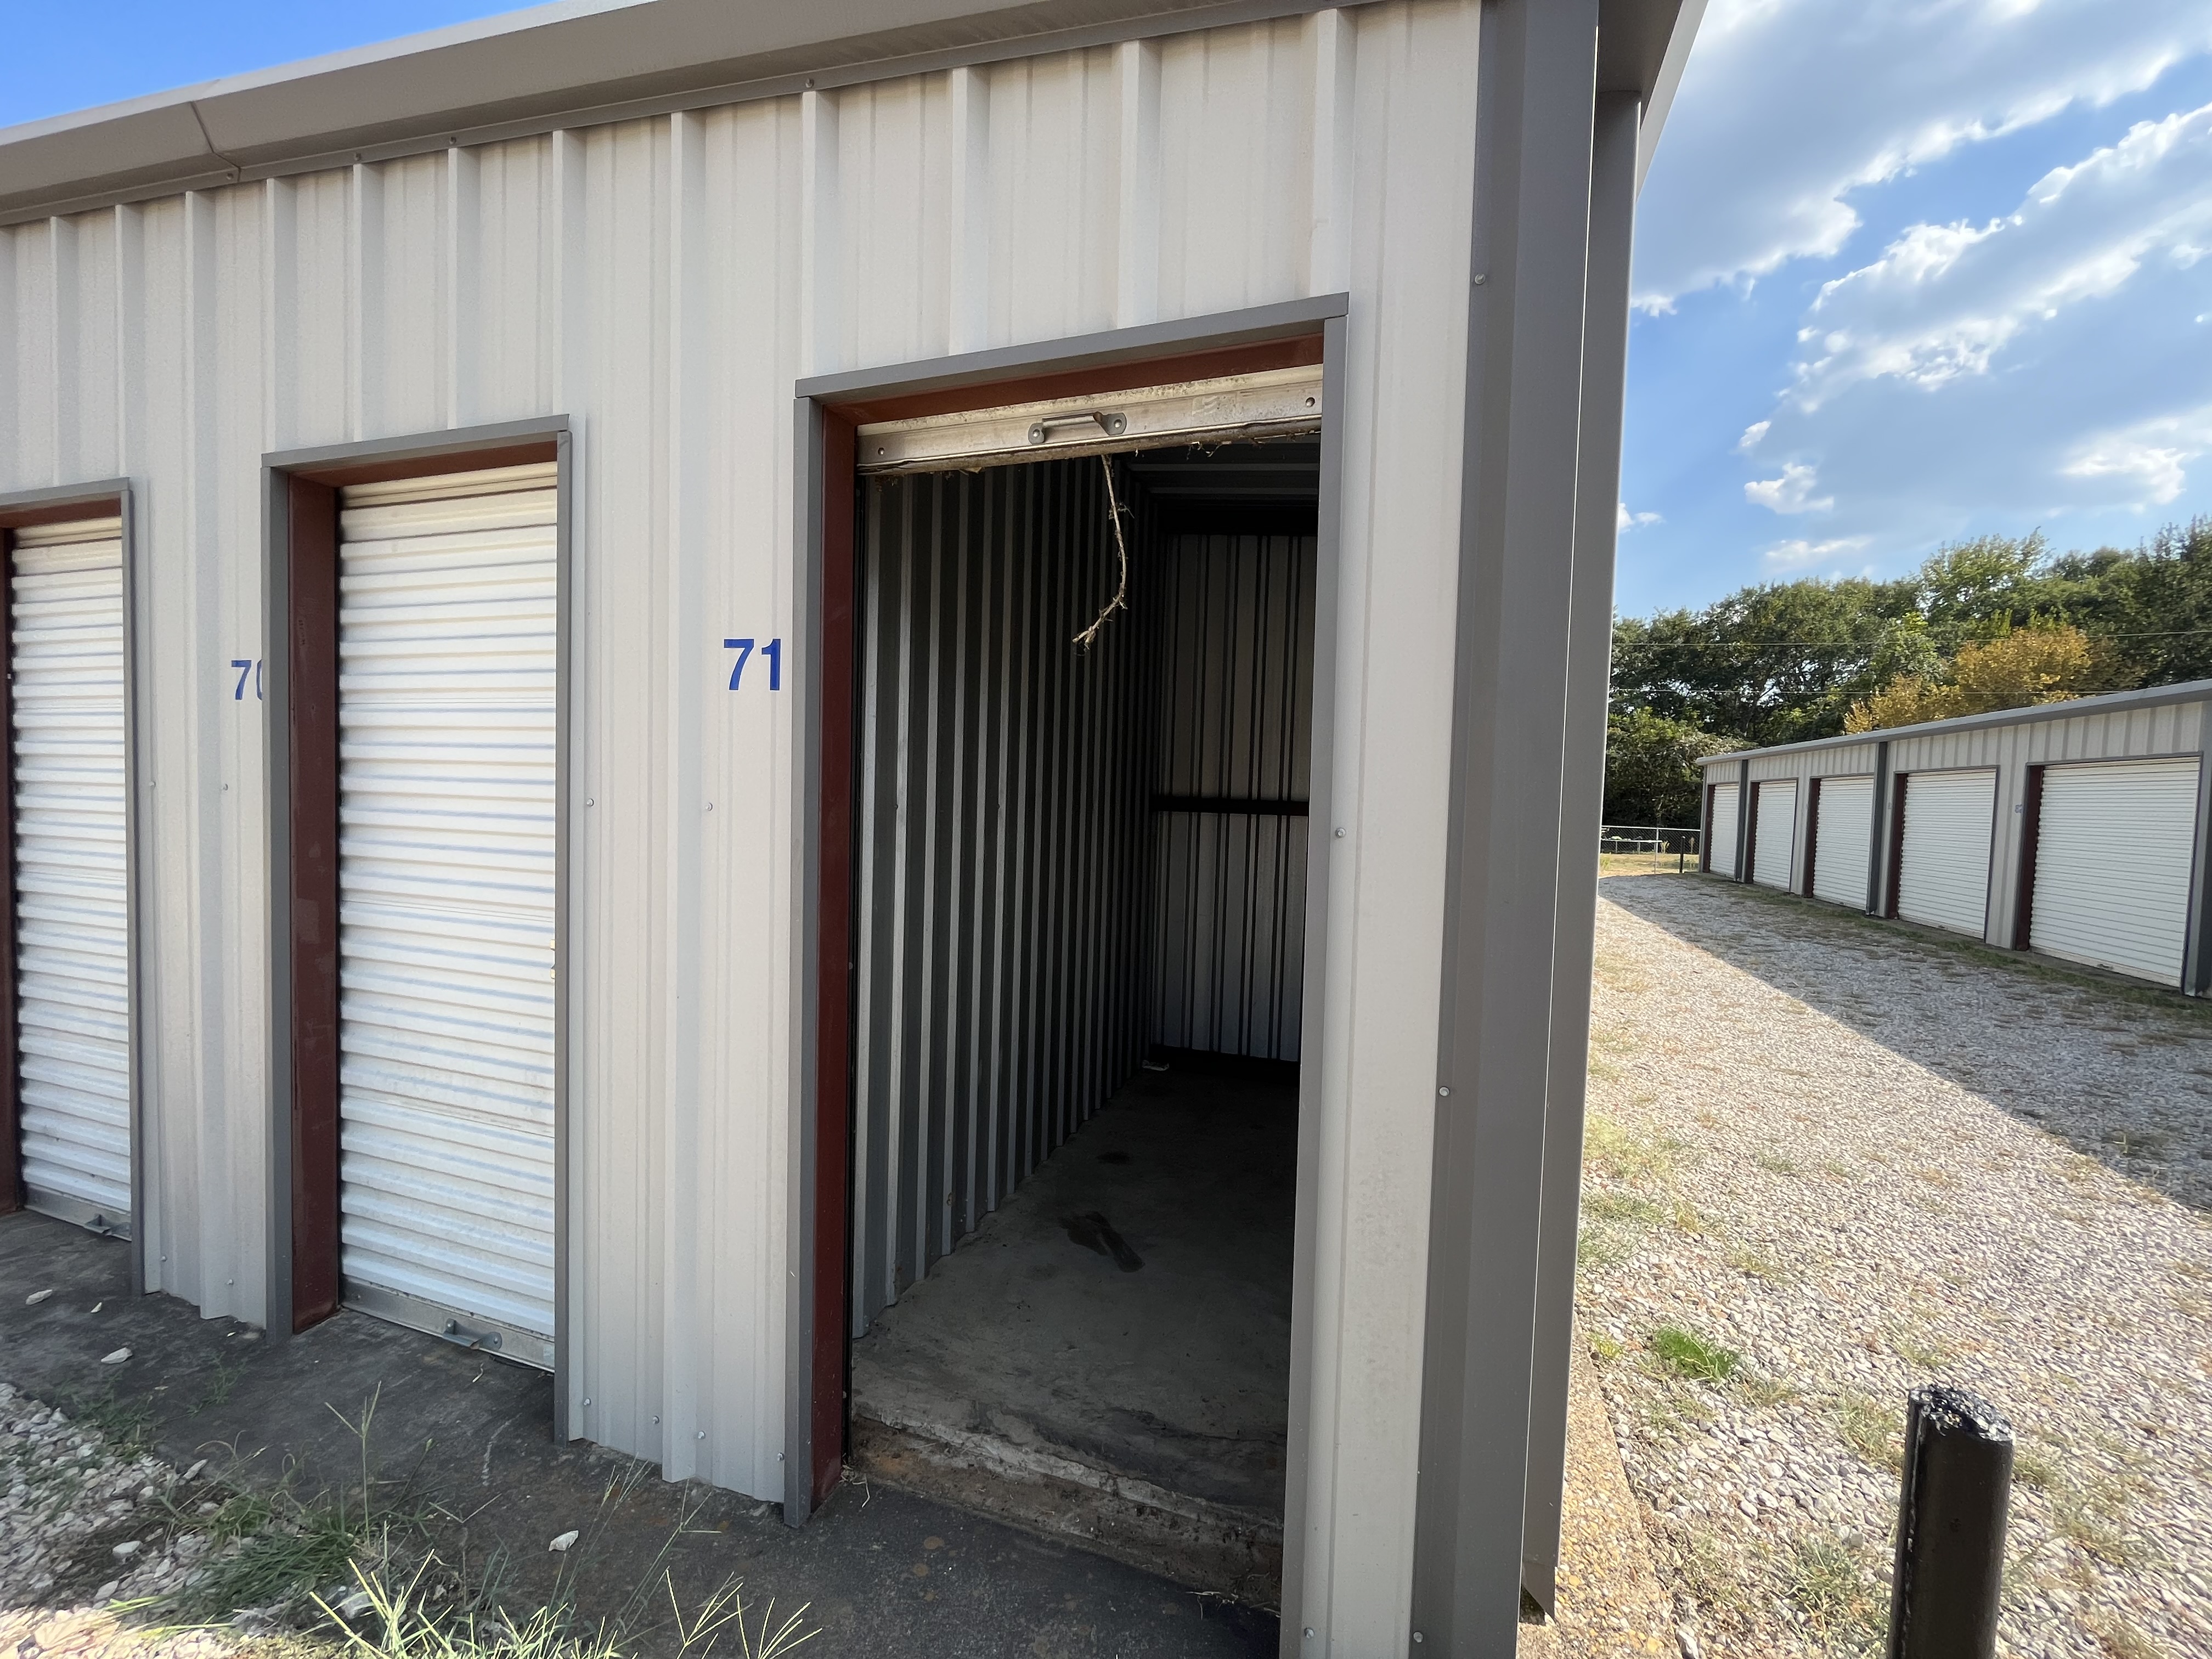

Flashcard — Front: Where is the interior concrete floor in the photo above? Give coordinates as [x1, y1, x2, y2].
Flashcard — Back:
[849, 1060, 1298, 1604]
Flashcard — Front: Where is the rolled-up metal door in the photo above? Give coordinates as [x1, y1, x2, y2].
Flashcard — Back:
[1810, 776, 1873, 907]
[10, 516, 129, 1235]
[335, 463, 557, 1367]
[1895, 769, 1996, 937]
[2030, 758, 2200, 984]
[1706, 783, 1739, 876]
[1751, 781, 1796, 890]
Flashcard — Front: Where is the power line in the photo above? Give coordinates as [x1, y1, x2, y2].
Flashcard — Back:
[1619, 627, 2212, 651]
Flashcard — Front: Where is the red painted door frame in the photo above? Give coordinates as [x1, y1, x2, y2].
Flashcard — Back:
[276, 441, 557, 1333]
[804, 332, 1325, 1513]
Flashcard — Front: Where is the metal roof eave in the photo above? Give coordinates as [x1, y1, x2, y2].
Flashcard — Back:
[0, 0, 1704, 227]
[1695, 675, 2212, 769]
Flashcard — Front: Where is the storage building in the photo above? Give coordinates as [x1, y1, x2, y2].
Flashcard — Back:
[1697, 680, 2212, 992]
[0, 0, 1706, 1650]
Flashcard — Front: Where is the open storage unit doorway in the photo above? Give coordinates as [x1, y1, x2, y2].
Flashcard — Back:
[806, 330, 1333, 1604]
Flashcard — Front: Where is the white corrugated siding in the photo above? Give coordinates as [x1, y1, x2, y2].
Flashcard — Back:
[1751, 781, 1795, 890]
[2031, 759, 2200, 984]
[10, 516, 129, 1232]
[1810, 776, 1872, 909]
[335, 464, 558, 1366]
[0, 10, 1482, 1618]
[1706, 783, 1739, 876]
[1897, 770, 1996, 937]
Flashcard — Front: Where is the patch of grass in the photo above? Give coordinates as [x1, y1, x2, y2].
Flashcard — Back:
[53, 1383, 155, 1456]
[192, 1355, 246, 1415]
[1585, 1191, 1670, 1227]
[2089, 1614, 2170, 1659]
[1649, 1325, 1739, 1385]
[1834, 1391, 1903, 1474]
[1752, 1151, 1800, 1176]
[1725, 1243, 1788, 1282]
[2011, 1438, 2061, 1492]
[1786, 1533, 1883, 1647]
[1887, 1325, 1958, 1371]
[1584, 1113, 1679, 1187]
[1739, 1371, 1799, 1409]
[1587, 1331, 1624, 1364]
[1576, 1222, 1635, 1274]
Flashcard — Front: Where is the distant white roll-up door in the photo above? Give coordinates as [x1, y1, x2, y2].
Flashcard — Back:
[1752, 782, 1796, 889]
[1897, 770, 1996, 937]
[2031, 758, 2200, 985]
[1707, 783, 1739, 875]
[336, 463, 557, 1369]
[11, 516, 130, 1235]
[1811, 776, 1874, 908]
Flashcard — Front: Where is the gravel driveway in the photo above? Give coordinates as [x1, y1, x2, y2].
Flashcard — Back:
[1579, 873, 2212, 1659]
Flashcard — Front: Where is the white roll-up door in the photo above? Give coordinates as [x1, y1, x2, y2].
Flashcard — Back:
[1752, 781, 1796, 889]
[10, 516, 129, 1235]
[336, 463, 557, 1368]
[2031, 758, 2201, 984]
[1811, 776, 1874, 909]
[1896, 769, 1996, 937]
[1707, 782, 1739, 876]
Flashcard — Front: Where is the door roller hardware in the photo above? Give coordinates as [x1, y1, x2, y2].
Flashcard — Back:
[857, 364, 1324, 474]
[1028, 411, 1127, 445]
[441, 1318, 505, 1352]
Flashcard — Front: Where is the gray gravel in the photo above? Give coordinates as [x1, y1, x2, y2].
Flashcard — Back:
[0, 1379, 244, 1656]
[1579, 874, 2212, 1659]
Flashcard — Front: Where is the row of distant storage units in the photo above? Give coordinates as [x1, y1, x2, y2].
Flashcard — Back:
[1697, 680, 2212, 991]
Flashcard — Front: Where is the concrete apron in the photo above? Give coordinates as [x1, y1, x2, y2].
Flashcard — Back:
[0, 1210, 1279, 1657]
[849, 1064, 1297, 1607]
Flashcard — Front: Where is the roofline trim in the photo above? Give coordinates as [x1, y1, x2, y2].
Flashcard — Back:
[2, 0, 1700, 229]
[1696, 676, 2212, 767]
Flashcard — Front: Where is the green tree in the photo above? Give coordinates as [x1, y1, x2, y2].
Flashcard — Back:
[1602, 709, 1737, 827]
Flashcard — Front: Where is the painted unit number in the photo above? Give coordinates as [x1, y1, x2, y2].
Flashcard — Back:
[229, 658, 264, 700]
[724, 637, 783, 691]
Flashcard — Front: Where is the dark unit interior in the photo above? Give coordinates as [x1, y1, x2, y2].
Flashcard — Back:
[843, 438, 1319, 1604]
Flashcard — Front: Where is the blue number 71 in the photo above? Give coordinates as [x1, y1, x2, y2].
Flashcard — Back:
[724, 637, 783, 691]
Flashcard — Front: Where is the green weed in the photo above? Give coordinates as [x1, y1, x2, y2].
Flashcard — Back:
[1649, 1326, 1739, 1385]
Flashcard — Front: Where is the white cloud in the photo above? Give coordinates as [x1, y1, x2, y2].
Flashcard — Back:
[1744, 461, 1835, 514]
[1787, 104, 2212, 408]
[2061, 400, 2212, 505]
[1634, 0, 2212, 307]
[1736, 420, 1771, 453]
[1764, 537, 1871, 568]
[1617, 503, 1664, 532]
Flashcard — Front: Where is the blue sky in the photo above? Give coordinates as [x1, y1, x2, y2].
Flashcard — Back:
[1622, 0, 2212, 616]
[8, 2, 2209, 621]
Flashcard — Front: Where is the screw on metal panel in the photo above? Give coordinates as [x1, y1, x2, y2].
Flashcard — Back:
[777, 1452, 786, 1461]
[1413, 1635, 1424, 1645]
[582, 1397, 591, 1406]
[1472, 273, 1488, 285]
[1437, 1087, 1449, 1097]
[652, 1415, 660, 1423]
[1303, 1631, 1314, 1641]
[585, 798, 594, 806]
[696, 1430, 707, 1440]
[1333, 827, 1345, 838]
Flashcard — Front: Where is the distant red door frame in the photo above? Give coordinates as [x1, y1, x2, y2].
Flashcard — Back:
[262, 427, 565, 1345]
[791, 307, 1341, 1522]
[0, 484, 134, 1255]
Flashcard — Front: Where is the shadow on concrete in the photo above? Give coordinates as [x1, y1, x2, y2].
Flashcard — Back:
[1599, 872, 2212, 1214]
[1, 1210, 1276, 1658]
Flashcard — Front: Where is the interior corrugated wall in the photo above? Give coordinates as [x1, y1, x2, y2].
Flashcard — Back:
[849, 456, 1154, 1335]
[1150, 526, 1314, 1059]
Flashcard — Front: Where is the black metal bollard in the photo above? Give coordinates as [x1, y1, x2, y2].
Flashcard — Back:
[1886, 1385, 2013, 1659]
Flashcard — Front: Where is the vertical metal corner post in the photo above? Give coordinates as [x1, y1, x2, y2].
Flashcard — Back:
[1868, 739, 1891, 915]
[262, 468, 297, 1338]
[2184, 735, 2212, 995]
[119, 483, 146, 1296]
[1519, 86, 1640, 1618]
[1733, 756, 1751, 881]
[1276, 308, 1347, 1652]
[552, 426, 575, 1442]
[786, 392, 830, 1523]
[1412, 0, 1599, 1647]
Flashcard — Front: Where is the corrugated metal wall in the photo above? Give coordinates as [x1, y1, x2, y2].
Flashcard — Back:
[1150, 527, 1314, 1059]
[849, 458, 1154, 1335]
[0, 6, 1487, 1583]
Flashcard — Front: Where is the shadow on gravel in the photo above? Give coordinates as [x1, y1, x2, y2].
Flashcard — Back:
[1600, 871, 2212, 1214]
